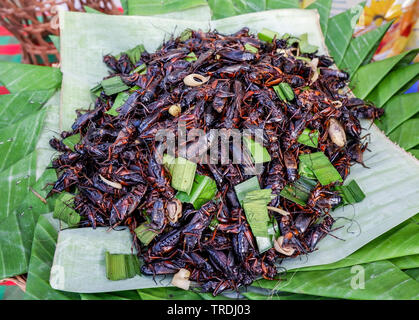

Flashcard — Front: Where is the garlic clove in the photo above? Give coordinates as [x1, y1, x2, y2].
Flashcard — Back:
[171, 268, 191, 291]
[328, 118, 346, 147]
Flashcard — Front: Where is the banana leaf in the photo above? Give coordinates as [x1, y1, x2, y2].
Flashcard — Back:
[1, 285, 25, 300]
[0, 87, 59, 279]
[0, 151, 38, 220]
[388, 119, 419, 151]
[127, 0, 211, 20]
[339, 21, 392, 75]
[83, 6, 103, 15]
[0, 89, 54, 127]
[376, 93, 419, 135]
[50, 227, 171, 293]
[137, 287, 203, 300]
[405, 268, 419, 281]
[127, 0, 207, 15]
[391, 255, 419, 270]
[350, 49, 419, 99]
[0, 165, 57, 280]
[136, 287, 236, 300]
[80, 291, 140, 300]
[366, 63, 419, 107]
[0, 213, 31, 279]
[324, 3, 364, 66]
[242, 290, 332, 300]
[207, 0, 300, 19]
[254, 260, 419, 300]
[306, 0, 332, 35]
[24, 214, 80, 300]
[294, 214, 419, 271]
[409, 149, 419, 159]
[0, 62, 61, 93]
[0, 108, 47, 175]
[35, 91, 61, 179]
[25, 211, 139, 300]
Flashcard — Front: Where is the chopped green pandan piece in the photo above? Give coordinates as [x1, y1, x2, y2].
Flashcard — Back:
[298, 33, 318, 54]
[298, 158, 316, 180]
[105, 252, 141, 281]
[125, 255, 141, 278]
[185, 52, 197, 62]
[62, 133, 81, 151]
[334, 180, 366, 205]
[106, 92, 130, 116]
[105, 253, 126, 281]
[299, 152, 343, 185]
[209, 216, 220, 231]
[273, 84, 286, 101]
[101, 76, 130, 96]
[123, 44, 145, 65]
[273, 82, 294, 101]
[163, 154, 176, 173]
[295, 56, 312, 62]
[163, 154, 197, 194]
[280, 177, 317, 206]
[243, 136, 271, 163]
[83, 6, 104, 14]
[279, 82, 294, 101]
[234, 176, 260, 204]
[256, 218, 280, 253]
[243, 201, 270, 235]
[286, 36, 300, 47]
[244, 43, 258, 54]
[179, 29, 192, 42]
[133, 63, 147, 75]
[242, 189, 275, 252]
[297, 128, 319, 148]
[258, 28, 280, 43]
[243, 188, 273, 202]
[129, 85, 141, 92]
[53, 193, 80, 227]
[90, 83, 102, 97]
[176, 174, 217, 209]
[134, 223, 158, 246]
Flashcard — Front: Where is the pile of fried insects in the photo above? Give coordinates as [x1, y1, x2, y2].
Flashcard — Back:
[48, 28, 383, 295]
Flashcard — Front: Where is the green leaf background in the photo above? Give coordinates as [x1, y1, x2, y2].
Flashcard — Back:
[1, 0, 418, 300]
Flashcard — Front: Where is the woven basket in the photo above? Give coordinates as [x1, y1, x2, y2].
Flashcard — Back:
[0, 0, 121, 66]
